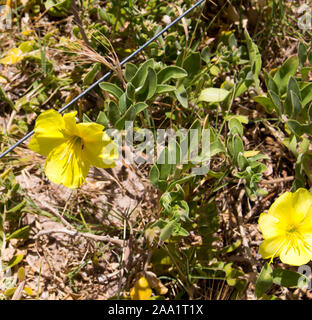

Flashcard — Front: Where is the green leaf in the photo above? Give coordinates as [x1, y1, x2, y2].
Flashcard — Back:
[182, 51, 201, 80]
[287, 119, 312, 137]
[273, 269, 309, 288]
[119, 92, 132, 113]
[237, 152, 248, 171]
[201, 46, 210, 64]
[308, 49, 312, 65]
[160, 192, 172, 212]
[228, 118, 243, 136]
[135, 67, 157, 101]
[228, 135, 244, 164]
[298, 42, 307, 67]
[124, 62, 138, 82]
[210, 138, 226, 157]
[218, 240, 241, 254]
[45, 0, 72, 17]
[157, 66, 188, 84]
[197, 201, 219, 244]
[159, 147, 174, 181]
[0, 85, 16, 110]
[96, 111, 109, 127]
[7, 254, 24, 268]
[126, 82, 136, 101]
[273, 55, 299, 95]
[149, 164, 160, 187]
[265, 72, 279, 95]
[174, 83, 188, 108]
[83, 63, 101, 86]
[133, 102, 148, 114]
[244, 29, 262, 77]
[6, 226, 29, 240]
[224, 115, 249, 124]
[172, 224, 189, 237]
[108, 100, 120, 126]
[18, 40, 36, 53]
[235, 79, 253, 98]
[168, 184, 185, 202]
[268, 90, 283, 116]
[198, 88, 229, 103]
[6, 199, 26, 214]
[255, 263, 273, 298]
[300, 67, 312, 80]
[99, 82, 124, 100]
[253, 95, 275, 114]
[160, 220, 177, 241]
[131, 59, 155, 88]
[301, 83, 312, 107]
[155, 84, 176, 94]
[167, 174, 195, 191]
[302, 151, 312, 183]
[290, 91, 303, 119]
[285, 76, 301, 115]
[233, 136, 244, 160]
[115, 105, 136, 130]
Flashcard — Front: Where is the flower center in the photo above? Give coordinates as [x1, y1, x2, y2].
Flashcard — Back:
[287, 225, 298, 234]
[72, 136, 83, 148]
[59, 135, 84, 163]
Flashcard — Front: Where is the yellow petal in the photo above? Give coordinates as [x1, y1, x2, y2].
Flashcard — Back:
[63, 111, 78, 135]
[291, 188, 312, 222]
[267, 191, 295, 223]
[243, 150, 260, 158]
[130, 277, 152, 300]
[292, 188, 312, 224]
[44, 137, 90, 188]
[259, 236, 285, 260]
[298, 223, 312, 238]
[77, 122, 104, 139]
[302, 234, 312, 252]
[21, 29, 32, 36]
[77, 123, 118, 168]
[280, 239, 312, 266]
[0, 48, 23, 64]
[258, 212, 284, 239]
[28, 110, 66, 156]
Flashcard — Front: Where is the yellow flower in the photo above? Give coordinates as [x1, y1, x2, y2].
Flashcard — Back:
[0, 48, 23, 65]
[130, 276, 152, 300]
[259, 188, 312, 266]
[21, 29, 33, 36]
[28, 110, 118, 189]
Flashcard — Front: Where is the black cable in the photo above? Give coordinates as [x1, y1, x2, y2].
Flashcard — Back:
[0, 0, 205, 160]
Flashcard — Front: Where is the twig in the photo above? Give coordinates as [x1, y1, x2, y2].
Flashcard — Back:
[11, 281, 25, 300]
[163, 244, 195, 299]
[236, 189, 259, 273]
[260, 176, 295, 185]
[0, 205, 7, 278]
[71, 0, 91, 48]
[34, 228, 124, 246]
[262, 120, 286, 147]
[117, 218, 128, 298]
[6, 110, 16, 133]
[40, 200, 74, 231]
